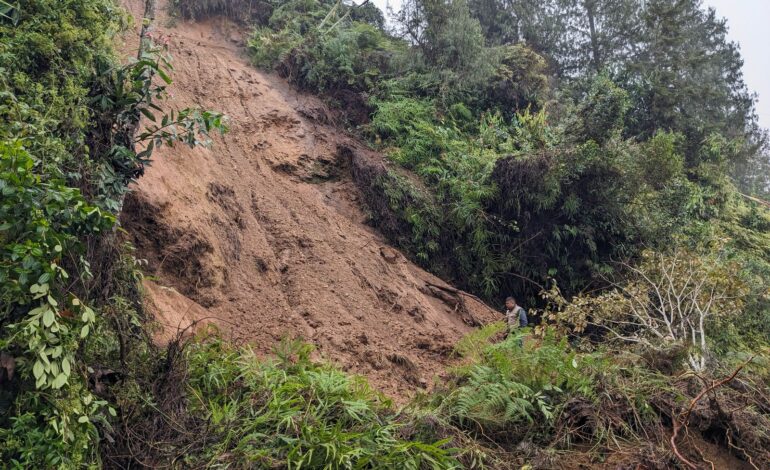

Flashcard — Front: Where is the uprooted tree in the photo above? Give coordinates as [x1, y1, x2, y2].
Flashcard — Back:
[545, 245, 749, 371]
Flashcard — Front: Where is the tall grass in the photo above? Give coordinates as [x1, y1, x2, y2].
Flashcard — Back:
[180, 337, 460, 468]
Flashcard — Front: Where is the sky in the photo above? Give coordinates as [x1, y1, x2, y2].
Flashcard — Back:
[369, 0, 770, 130]
[707, 0, 770, 131]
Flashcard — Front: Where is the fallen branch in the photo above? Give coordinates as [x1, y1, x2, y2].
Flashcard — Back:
[738, 192, 770, 209]
[670, 357, 754, 469]
[424, 281, 485, 326]
[424, 281, 484, 304]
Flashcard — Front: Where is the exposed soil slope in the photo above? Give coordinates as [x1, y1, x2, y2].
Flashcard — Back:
[119, 0, 498, 398]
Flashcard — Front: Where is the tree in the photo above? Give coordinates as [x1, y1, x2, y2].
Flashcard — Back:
[553, 247, 748, 371]
[391, 0, 496, 105]
[621, 0, 757, 166]
[567, 74, 629, 145]
[467, 0, 641, 77]
[465, 0, 759, 170]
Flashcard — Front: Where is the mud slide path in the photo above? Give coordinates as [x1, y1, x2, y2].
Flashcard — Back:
[119, 0, 498, 398]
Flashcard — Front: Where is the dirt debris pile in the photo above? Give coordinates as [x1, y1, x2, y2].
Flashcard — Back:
[119, 3, 498, 398]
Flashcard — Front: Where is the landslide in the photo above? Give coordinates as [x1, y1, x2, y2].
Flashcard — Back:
[118, 0, 498, 399]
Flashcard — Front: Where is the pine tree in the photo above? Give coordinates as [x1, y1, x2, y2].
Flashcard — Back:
[620, 0, 757, 165]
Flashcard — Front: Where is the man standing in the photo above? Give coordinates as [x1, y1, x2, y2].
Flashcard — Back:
[505, 296, 528, 333]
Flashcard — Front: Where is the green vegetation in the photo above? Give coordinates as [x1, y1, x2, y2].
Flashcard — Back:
[3, 0, 770, 467]
[0, 1, 224, 466]
[185, 339, 454, 468]
[244, 0, 770, 308]
[238, 0, 770, 465]
[432, 326, 770, 467]
[110, 336, 460, 468]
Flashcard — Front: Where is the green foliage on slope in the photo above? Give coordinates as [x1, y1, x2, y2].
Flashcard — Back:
[246, 0, 770, 310]
[3, 0, 770, 467]
[240, 3, 770, 463]
[183, 338, 459, 468]
[0, 1, 225, 466]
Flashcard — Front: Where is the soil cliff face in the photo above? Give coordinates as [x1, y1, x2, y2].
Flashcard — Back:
[119, 0, 498, 398]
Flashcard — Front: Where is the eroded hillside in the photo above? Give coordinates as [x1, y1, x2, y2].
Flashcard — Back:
[119, 0, 498, 398]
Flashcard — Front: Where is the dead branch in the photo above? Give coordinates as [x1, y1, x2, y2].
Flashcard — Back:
[738, 192, 770, 208]
[424, 281, 483, 304]
[424, 281, 485, 326]
[670, 357, 754, 469]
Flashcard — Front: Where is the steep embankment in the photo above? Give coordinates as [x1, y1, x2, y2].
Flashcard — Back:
[119, 0, 498, 398]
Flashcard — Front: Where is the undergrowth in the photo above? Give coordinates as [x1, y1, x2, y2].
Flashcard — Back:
[428, 324, 770, 467]
[436, 326, 673, 447]
[1, 0, 224, 466]
[183, 337, 459, 468]
[4, 0, 770, 468]
[100, 331, 465, 468]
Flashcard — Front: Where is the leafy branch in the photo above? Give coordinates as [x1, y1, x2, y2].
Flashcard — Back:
[0, 0, 19, 25]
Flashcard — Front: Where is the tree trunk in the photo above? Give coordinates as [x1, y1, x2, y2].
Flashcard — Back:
[584, 0, 602, 72]
[138, 0, 156, 56]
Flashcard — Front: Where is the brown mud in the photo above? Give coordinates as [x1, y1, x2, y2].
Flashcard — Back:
[113, 4, 768, 469]
[119, 0, 498, 400]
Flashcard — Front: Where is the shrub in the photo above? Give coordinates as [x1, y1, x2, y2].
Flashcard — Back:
[482, 44, 549, 114]
[0, 2, 124, 464]
[248, 0, 400, 96]
[0, 2, 225, 465]
[433, 325, 677, 451]
[438, 328, 590, 436]
[542, 244, 751, 371]
[172, 0, 273, 23]
[249, 26, 303, 69]
[371, 170, 442, 263]
[177, 338, 461, 468]
[567, 75, 629, 145]
[636, 131, 685, 189]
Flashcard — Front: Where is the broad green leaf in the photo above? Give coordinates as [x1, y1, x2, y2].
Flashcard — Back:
[29, 305, 46, 316]
[52, 373, 67, 389]
[33, 360, 44, 379]
[43, 308, 55, 327]
[157, 67, 172, 85]
[140, 107, 157, 122]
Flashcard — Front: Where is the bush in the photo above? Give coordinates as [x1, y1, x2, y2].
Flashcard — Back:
[636, 131, 685, 189]
[114, 336, 461, 468]
[0, 2, 225, 465]
[567, 75, 629, 145]
[0, 2, 124, 464]
[370, 170, 442, 263]
[432, 325, 679, 453]
[248, 0, 400, 95]
[481, 44, 549, 114]
[248, 25, 302, 69]
[172, 0, 273, 23]
[543, 245, 751, 371]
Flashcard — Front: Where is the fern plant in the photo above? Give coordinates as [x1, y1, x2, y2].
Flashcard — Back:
[182, 337, 461, 468]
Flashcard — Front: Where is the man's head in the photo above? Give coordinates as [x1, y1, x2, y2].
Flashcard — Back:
[505, 296, 517, 310]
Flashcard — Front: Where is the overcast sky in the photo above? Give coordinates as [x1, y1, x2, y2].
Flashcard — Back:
[707, 0, 770, 130]
[370, 0, 769, 130]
